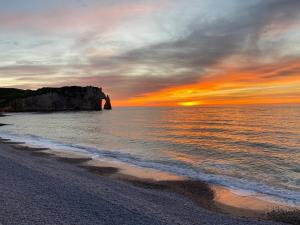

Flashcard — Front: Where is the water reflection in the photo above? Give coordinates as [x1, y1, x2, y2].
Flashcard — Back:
[0, 104, 300, 204]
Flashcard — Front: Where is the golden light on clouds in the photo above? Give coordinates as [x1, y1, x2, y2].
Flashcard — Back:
[114, 59, 300, 107]
[1, 1, 300, 107]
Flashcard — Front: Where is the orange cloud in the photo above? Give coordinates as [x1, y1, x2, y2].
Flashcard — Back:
[115, 59, 300, 106]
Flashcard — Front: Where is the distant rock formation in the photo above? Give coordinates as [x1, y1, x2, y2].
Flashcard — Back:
[104, 95, 112, 110]
[0, 86, 112, 112]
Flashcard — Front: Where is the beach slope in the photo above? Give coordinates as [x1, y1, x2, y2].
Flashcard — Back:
[0, 143, 284, 225]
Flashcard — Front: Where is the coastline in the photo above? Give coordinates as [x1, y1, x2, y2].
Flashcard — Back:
[1, 108, 299, 211]
[51, 148, 298, 217]
[0, 138, 296, 224]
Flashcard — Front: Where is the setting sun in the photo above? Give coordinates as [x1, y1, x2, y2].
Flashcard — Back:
[179, 101, 203, 106]
[1, 1, 300, 224]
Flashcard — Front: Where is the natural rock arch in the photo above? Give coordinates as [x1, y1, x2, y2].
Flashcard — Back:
[103, 95, 112, 110]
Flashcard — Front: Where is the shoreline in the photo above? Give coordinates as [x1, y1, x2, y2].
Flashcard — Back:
[0, 132, 298, 211]
[53, 148, 298, 217]
[0, 138, 298, 224]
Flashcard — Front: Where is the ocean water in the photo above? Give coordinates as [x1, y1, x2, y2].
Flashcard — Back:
[0, 105, 300, 206]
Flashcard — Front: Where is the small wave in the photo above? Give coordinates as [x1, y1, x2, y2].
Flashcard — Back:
[232, 140, 292, 151]
[1, 131, 300, 207]
[189, 127, 228, 133]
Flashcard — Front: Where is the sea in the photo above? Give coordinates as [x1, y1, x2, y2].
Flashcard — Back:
[0, 105, 299, 207]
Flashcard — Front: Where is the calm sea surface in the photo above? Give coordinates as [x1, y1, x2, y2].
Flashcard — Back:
[0, 105, 300, 206]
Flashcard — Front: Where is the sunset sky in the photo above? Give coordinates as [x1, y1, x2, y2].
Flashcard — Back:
[0, 0, 300, 106]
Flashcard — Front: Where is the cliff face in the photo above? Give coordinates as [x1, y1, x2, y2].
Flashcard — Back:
[0, 86, 111, 112]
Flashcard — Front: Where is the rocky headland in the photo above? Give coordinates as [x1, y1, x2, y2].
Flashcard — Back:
[0, 86, 111, 112]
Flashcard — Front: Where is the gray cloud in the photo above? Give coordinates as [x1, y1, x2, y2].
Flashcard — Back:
[263, 66, 300, 79]
[85, 0, 300, 97]
[1, 0, 300, 100]
[52, 72, 199, 99]
[0, 65, 58, 76]
[116, 0, 300, 65]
